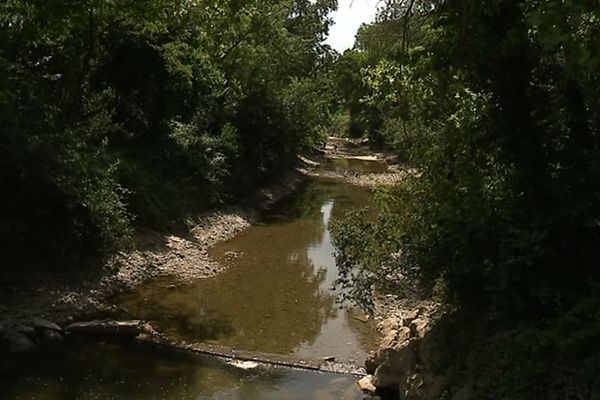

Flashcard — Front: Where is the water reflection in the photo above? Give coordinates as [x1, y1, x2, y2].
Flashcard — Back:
[117, 175, 379, 362]
[0, 341, 363, 400]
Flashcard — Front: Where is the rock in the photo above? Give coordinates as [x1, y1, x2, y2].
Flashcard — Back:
[31, 317, 62, 332]
[352, 314, 370, 323]
[387, 340, 417, 373]
[370, 340, 418, 390]
[229, 360, 259, 370]
[140, 322, 157, 335]
[40, 329, 64, 347]
[373, 362, 400, 388]
[66, 320, 148, 336]
[396, 326, 412, 345]
[410, 318, 430, 339]
[224, 251, 238, 258]
[357, 375, 377, 394]
[419, 304, 434, 316]
[401, 309, 419, 326]
[322, 355, 336, 362]
[4, 330, 37, 354]
[380, 329, 398, 348]
[377, 316, 400, 333]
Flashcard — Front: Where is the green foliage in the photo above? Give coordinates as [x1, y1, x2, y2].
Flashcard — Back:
[332, 49, 381, 138]
[332, 0, 600, 396]
[466, 293, 600, 399]
[0, 0, 338, 273]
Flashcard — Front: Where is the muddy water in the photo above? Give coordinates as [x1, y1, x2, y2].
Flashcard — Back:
[0, 341, 364, 399]
[1, 158, 388, 400]
[117, 159, 387, 364]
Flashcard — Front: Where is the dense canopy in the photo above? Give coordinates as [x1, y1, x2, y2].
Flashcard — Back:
[1, 0, 337, 271]
[2, 1, 600, 397]
[331, 1, 600, 398]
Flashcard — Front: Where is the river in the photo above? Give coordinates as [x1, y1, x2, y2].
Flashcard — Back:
[1, 156, 388, 399]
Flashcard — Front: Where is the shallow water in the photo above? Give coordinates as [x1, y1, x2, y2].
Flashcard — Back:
[117, 175, 379, 363]
[0, 341, 364, 400]
[1, 158, 388, 399]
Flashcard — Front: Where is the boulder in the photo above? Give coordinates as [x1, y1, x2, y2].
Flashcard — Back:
[397, 326, 412, 345]
[31, 317, 62, 332]
[410, 318, 430, 339]
[380, 326, 412, 352]
[372, 347, 392, 366]
[401, 309, 420, 326]
[372, 341, 418, 389]
[380, 329, 398, 348]
[370, 340, 416, 371]
[374, 362, 404, 388]
[387, 340, 418, 372]
[66, 320, 149, 336]
[357, 375, 377, 394]
[369, 302, 443, 394]
[377, 316, 400, 333]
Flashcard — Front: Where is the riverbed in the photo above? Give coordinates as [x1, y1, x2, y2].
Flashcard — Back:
[1, 156, 391, 399]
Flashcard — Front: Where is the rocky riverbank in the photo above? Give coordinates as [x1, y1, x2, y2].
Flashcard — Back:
[358, 297, 450, 399]
[308, 163, 415, 188]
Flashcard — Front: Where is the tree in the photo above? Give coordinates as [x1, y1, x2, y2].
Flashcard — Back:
[0, 0, 338, 272]
[332, 1, 600, 397]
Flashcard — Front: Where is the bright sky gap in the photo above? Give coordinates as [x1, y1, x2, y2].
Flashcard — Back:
[324, 0, 380, 52]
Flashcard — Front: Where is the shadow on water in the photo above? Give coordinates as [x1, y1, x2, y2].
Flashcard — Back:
[1, 158, 390, 399]
[116, 170, 381, 363]
[0, 340, 364, 400]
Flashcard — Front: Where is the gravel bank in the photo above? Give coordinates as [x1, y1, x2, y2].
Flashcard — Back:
[1, 143, 407, 326]
[0, 165, 310, 323]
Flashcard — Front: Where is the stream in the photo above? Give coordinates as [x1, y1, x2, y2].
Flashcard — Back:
[1, 156, 388, 399]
